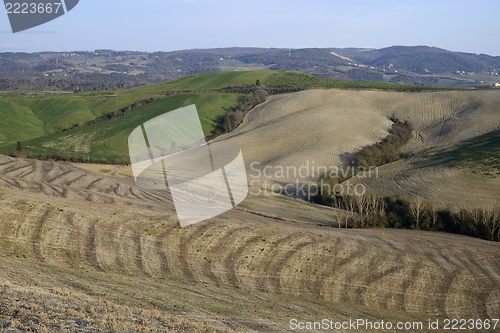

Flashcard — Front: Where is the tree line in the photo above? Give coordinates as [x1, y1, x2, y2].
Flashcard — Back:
[312, 116, 498, 242]
[207, 81, 305, 139]
[353, 117, 413, 168]
[313, 191, 500, 242]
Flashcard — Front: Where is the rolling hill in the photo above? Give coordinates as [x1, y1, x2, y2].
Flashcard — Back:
[0, 71, 441, 163]
[2, 46, 500, 91]
[211, 88, 500, 211]
[1, 70, 500, 331]
[0, 154, 499, 331]
[332, 46, 500, 75]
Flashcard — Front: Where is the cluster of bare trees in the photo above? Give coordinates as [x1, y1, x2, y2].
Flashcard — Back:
[322, 191, 500, 242]
[454, 206, 500, 242]
[330, 192, 386, 229]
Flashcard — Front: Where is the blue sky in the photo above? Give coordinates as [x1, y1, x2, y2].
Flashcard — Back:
[1, 0, 499, 55]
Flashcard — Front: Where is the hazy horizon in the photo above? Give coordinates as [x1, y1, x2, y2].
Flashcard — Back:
[1, 0, 499, 56]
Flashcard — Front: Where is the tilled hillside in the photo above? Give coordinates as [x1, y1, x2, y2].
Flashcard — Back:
[0, 155, 499, 332]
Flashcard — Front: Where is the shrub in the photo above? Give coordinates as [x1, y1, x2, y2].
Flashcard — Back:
[353, 118, 413, 168]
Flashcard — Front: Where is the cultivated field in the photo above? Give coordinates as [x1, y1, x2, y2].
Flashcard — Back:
[215, 89, 500, 209]
[1, 82, 500, 331]
[1, 152, 500, 331]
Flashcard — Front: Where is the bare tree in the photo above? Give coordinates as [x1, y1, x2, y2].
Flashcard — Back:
[378, 196, 386, 222]
[455, 205, 468, 227]
[483, 208, 500, 241]
[429, 203, 438, 228]
[343, 195, 355, 229]
[332, 207, 342, 229]
[469, 209, 482, 234]
[367, 192, 379, 227]
[409, 196, 425, 230]
[355, 194, 369, 228]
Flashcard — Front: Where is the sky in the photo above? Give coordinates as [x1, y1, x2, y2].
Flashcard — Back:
[1, 0, 499, 56]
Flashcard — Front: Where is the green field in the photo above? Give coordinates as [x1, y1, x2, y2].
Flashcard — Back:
[129, 70, 445, 93]
[0, 70, 448, 163]
[262, 71, 445, 90]
[0, 94, 153, 143]
[128, 70, 276, 93]
[0, 93, 243, 163]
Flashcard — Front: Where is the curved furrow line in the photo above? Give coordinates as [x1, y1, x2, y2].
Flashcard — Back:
[153, 224, 179, 276]
[222, 234, 264, 289]
[86, 222, 104, 272]
[64, 214, 82, 267]
[85, 178, 104, 190]
[334, 245, 380, 305]
[128, 187, 142, 200]
[133, 233, 151, 277]
[11, 159, 37, 179]
[299, 239, 338, 298]
[0, 158, 16, 167]
[155, 239, 171, 276]
[31, 208, 55, 262]
[111, 184, 121, 196]
[395, 261, 424, 313]
[200, 228, 249, 287]
[12, 200, 36, 239]
[259, 240, 315, 294]
[405, 245, 462, 316]
[177, 222, 215, 282]
[256, 233, 312, 294]
[461, 248, 500, 286]
[332, 241, 378, 304]
[216, 226, 256, 287]
[451, 250, 499, 318]
[432, 268, 461, 317]
[44, 184, 68, 198]
[105, 226, 126, 271]
[0, 177, 20, 189]
[1, 160, 32, 176]
[201, 226, 254, 287]
[45, 170, 74, 183]
[62, 173, 88, 187]
[136, 189, 168, 203]
[356, 253, 406, 308]
[40, 161, 58, 180]
[263, 241, 315, 294]
[371, 235, 405, 252]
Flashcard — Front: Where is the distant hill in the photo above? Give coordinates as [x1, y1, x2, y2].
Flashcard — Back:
[1, 46, 500, 91]
[332, 45, 500, 74]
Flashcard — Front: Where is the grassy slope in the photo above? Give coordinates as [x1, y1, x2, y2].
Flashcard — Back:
[262, 71, 444, 90]
[128, 70, 275, 93]
[0, 70, 449, 163]
[2, 93, 243, 163]
[0, 94, 152, 142]
[129, 70, 445, 93]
